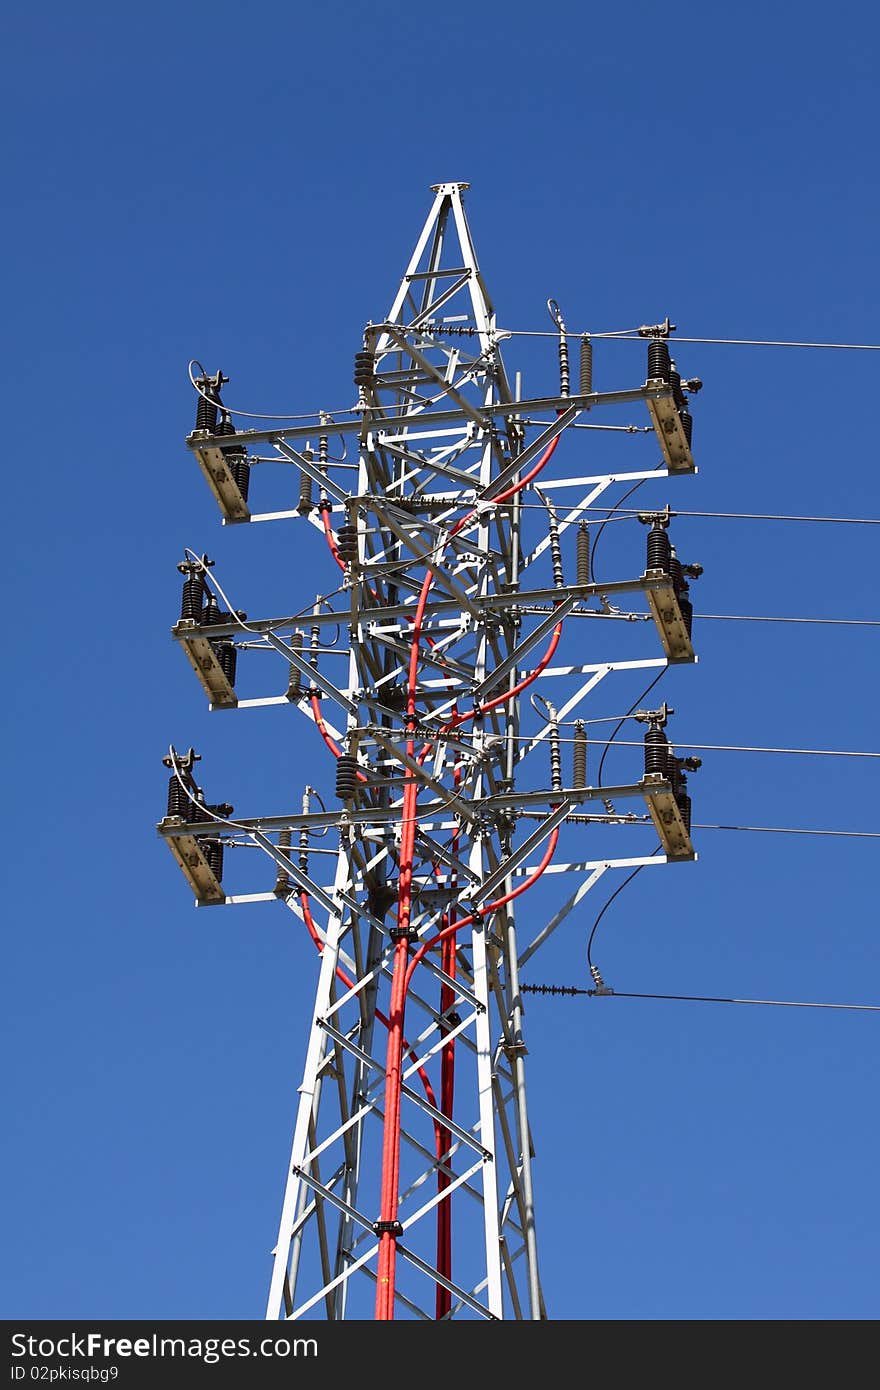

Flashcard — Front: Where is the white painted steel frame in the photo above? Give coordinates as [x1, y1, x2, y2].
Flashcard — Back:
[166, 183, 699, 1320]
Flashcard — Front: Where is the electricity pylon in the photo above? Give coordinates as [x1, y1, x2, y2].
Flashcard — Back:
[158, 182, 702, 1320]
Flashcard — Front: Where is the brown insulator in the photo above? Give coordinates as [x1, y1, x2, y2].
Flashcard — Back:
[573, 723, 588, 789]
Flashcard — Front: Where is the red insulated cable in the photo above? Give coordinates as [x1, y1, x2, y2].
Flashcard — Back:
[299, 891, 442, 1127]
[376, 790, 561, 1314]
[320, 501, 347, 575]
[309, 694, 369, 784]
[444, 612, 563, 735]
[310, 693, 344, 758]
[405, 822, 560, 994]
[375, 429, 564, 1319]
[435, 757, 461, 1318]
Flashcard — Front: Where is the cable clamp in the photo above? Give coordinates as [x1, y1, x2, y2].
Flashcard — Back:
[373, 1220, 403, 1237]
[388, 926, 419, 944]
[638, 317, 676, 338]
[590, 964, 614, 995]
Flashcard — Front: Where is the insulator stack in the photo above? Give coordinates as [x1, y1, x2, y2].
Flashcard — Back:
[203, 839, 224, 882]
[667, 758, 681, 798]
[679, 591, 694, 637]
[576, 522, 590, 585]
[337, 523, 359, 564]
[674, 772, 692, 832]
[298, 788, 311, 873]
[647, 339, 671, 382]
[230, 455, 251, 503]
[679, 407, 693, 446]
[646, 521, 671, 573]
[203, 592, 222, 626]
[549, 722, 562, 793]
[547, 511, 564, 590]
[195, 387, 219, 434]
[298, 468, 314, 515]
[354, 350, 374, 389]
[166, 773, 192, 819]
[579, 337, 593, 395]
[558, 334, 570, 398]
[215, 411, 251, 502]
[309, 624, 321, 681]
[573, 723, 588, 789]
[669, 364, 685, 410]
[335, 754, 359, 801]
[179, 569, 204, 622]
[668, 550, 684, 596]
[644, 727, 670, 776]
[286, 631, 305, 700]
[217, 642, 237, 687]
[200, 805, 233, 879]
[274, 829, 292, 895]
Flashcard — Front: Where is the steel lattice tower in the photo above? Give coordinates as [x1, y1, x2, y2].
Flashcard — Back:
[159, 182, 702, 1320]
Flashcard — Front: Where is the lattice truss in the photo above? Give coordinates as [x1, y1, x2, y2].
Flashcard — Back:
[158, 183, 702, 1320]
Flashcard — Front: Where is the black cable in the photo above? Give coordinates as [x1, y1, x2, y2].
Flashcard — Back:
[588, 456, 666, 585]
[595, 668, 666, 789]
[520, 984, 880, 1012]
[586, 847, 662, 971]
[588, 477, 650, 583]
[590, 991, 880, 1011]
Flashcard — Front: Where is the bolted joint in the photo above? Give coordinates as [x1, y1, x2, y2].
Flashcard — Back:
[638, 317, 676, 339]
[637, 503, 674, 528]
[634, 701, 674, 728]
[388, 926, 419, 944]
[373, 1220, 403, 1237]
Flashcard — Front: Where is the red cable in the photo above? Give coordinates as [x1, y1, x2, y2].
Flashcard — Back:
[309, 695, 369, 784]
[375, 429, 563, 1319]
[405, 822, 560, 994]
[310, 693, 344, 758]
[435, 758, 461, 1318]
[320, 501, 347, 575]
[299, 890, 442, 1129]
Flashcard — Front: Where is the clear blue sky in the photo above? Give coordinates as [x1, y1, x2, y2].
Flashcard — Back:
[3, 1, 878, 1321]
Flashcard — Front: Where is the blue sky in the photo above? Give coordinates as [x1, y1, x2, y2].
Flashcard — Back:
[3, 1, 878, 1321]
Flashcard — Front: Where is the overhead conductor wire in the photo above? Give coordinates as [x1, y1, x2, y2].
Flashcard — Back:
[521, 983, 880, 1012]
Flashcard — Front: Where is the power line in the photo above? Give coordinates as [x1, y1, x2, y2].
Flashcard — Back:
[515, 814, 880, 839]
[493, 329, 880, 351]
[694, 822, 880, 839]
[657, 509, 880, 526]
[662, 337, 880, 351]
[697, 613, 880, 627]
[521, 983, 880, 1012]
[571, 739, 880, 759]
[366, 728, 880, 759]
[516, 503, 880, 526]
